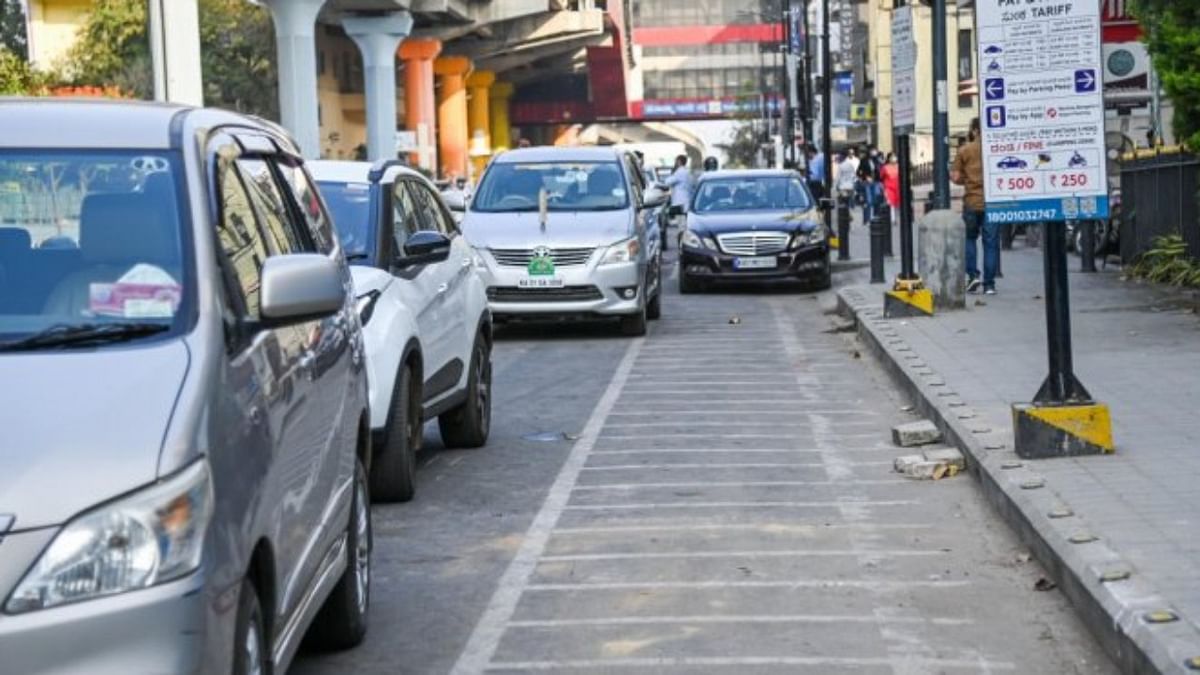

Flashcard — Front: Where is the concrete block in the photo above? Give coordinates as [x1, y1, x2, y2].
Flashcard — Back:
[893, 454, 924, 473]
[892, 420, 942, 447]
[917, 209, 967, 310]
[922, 446, 966, 470]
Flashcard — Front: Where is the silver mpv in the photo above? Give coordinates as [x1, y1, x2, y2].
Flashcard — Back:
[0, 101, 372, 674]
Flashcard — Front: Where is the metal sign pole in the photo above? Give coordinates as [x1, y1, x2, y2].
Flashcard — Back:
[821, 0, 834, 236]
[931, 0, 951, 209]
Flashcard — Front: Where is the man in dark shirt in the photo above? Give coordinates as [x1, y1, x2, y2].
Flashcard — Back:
[951, 118, 996, 294]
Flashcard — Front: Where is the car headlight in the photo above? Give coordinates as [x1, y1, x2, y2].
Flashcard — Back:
[790, 227, 826, 249]
[681, 231, 718, 250]
[5, 461, 213, 614]
[600, 237, 640, 265]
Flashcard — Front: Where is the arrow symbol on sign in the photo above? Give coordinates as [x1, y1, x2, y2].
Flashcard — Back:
[1074, 69, 1096, 92]
[984, 78, 1004, 100]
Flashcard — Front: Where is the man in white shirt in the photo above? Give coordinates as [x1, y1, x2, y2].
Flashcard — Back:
[835, 148, 858, 200]
[663, 154, 692, 217]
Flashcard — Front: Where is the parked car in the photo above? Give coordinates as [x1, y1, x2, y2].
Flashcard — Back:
[462, 146, 666, 336]
[309, 160, 492, 503]
[0, 101, 372, 674]
[679, 170, 830, 292]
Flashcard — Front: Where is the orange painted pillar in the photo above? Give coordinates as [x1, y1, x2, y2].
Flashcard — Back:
[399, 38, 441, 173]
[466, 70, 495, 181]
[434, 56, 471, 181]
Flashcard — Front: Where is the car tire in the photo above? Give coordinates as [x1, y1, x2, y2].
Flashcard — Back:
[620, 303, 648, 337]
[233, 579, 270, 675]
[647, 268, 662, 320]
[372, 365, 420, 503]
[814, 257, 833, 291]
[679, 270, 700, 294]
[438, 332, 492, 449]
[306, 458, 371, 650]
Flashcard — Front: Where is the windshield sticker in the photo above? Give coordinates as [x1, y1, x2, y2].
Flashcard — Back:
[612, 189, 626, 198]
[90, 266, 181, 318]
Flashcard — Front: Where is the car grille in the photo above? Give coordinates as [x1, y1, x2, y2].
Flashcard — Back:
[487, 285, 605, 303]
[716, 232, 790, 256]
[489, 247, 595, 267]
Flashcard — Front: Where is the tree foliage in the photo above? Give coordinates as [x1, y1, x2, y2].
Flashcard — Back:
[1131, 0, 1200, 148]
[56, 0, 278, 119]
[0, 0, 27, 60]
[0, 46, 45, 95]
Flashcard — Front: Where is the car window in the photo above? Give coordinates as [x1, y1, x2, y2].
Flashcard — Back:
[236, 158, 311, 255]
[277, 160, 336, 254]
[215, 161, 270, 319]
[0, 150, 190, 342]
[472, 161, 629, 213]
[623, 156, 644, 204]
[390, 181, 422, 256]
[410, 181, 455, 235]
[318, 180, 372, 259]
[693, 176, 813, 213]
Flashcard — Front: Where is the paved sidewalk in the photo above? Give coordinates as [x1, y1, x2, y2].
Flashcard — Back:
[836, 224, 1200, 674]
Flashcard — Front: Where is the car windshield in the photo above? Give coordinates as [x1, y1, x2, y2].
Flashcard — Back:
[0, 150, 189, 346]
[317, 181, 372, 259]
[693, 176, 813, 213]
[472, 161, 629, 213]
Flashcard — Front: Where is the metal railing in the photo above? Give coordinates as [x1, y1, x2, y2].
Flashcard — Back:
[1118, 149, 1200, 263]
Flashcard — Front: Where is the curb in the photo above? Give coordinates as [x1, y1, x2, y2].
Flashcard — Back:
[837, 287, 1200, 675]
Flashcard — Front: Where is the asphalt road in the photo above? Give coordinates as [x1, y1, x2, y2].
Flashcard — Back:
[292, 252, 1116, 675]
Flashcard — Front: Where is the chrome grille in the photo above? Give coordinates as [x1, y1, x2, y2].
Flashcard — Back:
[716, 232, 791, 256]
[489, 247, 595, 267]
[487, 285, 604, 302]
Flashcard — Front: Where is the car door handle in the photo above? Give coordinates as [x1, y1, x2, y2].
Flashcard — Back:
[437, 283, 449, 294]
[462, 257, 473, 267]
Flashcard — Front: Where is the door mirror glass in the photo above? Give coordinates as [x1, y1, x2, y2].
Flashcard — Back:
[259, 253, 345, 325]
[397, 230, 452, 268]
[642, 186, 669, 209]
[441, 190, 466, 213]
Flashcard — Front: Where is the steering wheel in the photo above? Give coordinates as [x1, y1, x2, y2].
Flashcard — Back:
[496, 194, 536, 207]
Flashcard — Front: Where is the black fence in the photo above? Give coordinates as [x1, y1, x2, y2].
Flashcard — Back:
[1119, 150, 1200, 263]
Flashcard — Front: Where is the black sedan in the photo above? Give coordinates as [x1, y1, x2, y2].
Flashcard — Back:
[679, 170, 830, 292]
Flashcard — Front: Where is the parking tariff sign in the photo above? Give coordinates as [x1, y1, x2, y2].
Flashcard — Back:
[977, 0, 1109, 224]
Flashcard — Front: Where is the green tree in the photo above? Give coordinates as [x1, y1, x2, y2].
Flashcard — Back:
[1132, 1, 1200, 148]
[0, 46, 44, 95]
[56, 0, 278, 118]
[0, 0, 27, 60]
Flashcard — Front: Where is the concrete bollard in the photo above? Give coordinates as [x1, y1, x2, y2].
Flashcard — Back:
[918, 209, 966, 310]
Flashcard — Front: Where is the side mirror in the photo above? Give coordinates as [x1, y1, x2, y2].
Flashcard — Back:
[642, 186, 669, 209]
[397, 230, 452, 268]
[441, 190, 466, 213]
[260, 254, 346, 326]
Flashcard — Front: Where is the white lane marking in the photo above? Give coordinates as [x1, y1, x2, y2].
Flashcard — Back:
[581, 461, 892, 470]
[487, 656, 1013, 671]
[603, 421, 881, 429]
[590, 447, 898, 455]
[599, 433, 884, 440]
[448, 337, 643, 675]
[507, 614, 974, 628]
[608, 410, 880, 416]
[525, 579, 970, 591]
[571, 479, 906, 490]
[551, 522, 934, 535]
[562, 500, 916, 511]
[539, 549, 945, 562]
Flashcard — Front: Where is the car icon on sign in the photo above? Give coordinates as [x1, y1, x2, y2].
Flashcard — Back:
[1068, 151, 1088, 168]
[996, 156, 1027, 170]
[984, 45, 1003, 55]
[987, 59, 1002, 72]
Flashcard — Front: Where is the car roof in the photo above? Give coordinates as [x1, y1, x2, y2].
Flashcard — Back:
[492, 146, 627, 164]
[306, 159, 427, 185]
[696, 169, 803, 182]
[0, 98, 288, 151]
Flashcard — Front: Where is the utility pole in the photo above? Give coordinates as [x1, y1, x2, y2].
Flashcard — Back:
[931, 0, 950, 209]
[821, 0, 833, 234]
[801, 0, 815, 147]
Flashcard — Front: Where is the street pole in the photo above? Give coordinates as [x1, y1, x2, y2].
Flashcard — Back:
[1036, 224, 1090, 403]
[821, 0, 834, 234]
[931, 0, 950, 209]
[802, 0, 815, 147]
[897, 133, 915, 280]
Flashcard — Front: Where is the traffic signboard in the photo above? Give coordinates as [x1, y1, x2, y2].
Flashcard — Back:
[891, 6, 916, 133]
[976, 0, 1109, 223]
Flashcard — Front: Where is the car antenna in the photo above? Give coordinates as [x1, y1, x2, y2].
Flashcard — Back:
[538, 188, 549, 232]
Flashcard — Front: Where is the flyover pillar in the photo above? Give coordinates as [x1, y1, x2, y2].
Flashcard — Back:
[466, 70, 495, 180]
[489, 81, 515, 153]
[342, 12, 413, 162]
[260, 0, 326, 158]
[434, 56, 471, 180]
[399, 38, 441, 173]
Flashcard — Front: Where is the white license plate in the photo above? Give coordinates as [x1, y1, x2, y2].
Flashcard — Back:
[733, 256, 778, 270]
[518, 277, 565, 288]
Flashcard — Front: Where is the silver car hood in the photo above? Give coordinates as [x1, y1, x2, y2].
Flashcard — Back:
[463, 210, 633, 249]
[0, 340, 190, 530]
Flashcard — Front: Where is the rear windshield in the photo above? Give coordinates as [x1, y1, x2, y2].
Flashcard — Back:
[693, 176, 813, 213]
[317, 181, 372, 259]
[472, 162, 629, 213]
[0, 150, 191, 343]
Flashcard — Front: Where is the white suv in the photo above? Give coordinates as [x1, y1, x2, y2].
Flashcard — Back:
[310, 160, 491, 503]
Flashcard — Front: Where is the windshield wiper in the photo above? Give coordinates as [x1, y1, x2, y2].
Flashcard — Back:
[345, 252, 370, 262]
[0, 322, 170, 352]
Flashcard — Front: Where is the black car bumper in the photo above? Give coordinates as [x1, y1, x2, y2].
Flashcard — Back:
[680, 243, 830, 282]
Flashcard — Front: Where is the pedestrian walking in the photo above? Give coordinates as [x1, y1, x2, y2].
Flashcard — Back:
[807, 146, 825, 202]
[880, 152, 900, 225]
[858, 164, 885, 225]
[835, 149, 858, 208]
[951, 118, 996, 294]
[663, 154, 692, 221]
